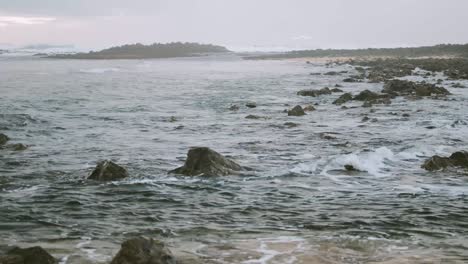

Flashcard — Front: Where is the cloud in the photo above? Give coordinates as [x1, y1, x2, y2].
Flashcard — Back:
[0, 16, 56, 26]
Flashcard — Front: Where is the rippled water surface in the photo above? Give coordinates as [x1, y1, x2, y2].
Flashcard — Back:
[1, 55, 468, 263]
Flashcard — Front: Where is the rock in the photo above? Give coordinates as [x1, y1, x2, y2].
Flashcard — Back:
[287, 105, 306, 116]
[362, 116, 370, 122]
[344, 165, 358, 171]
[3, 143, 28, 151]
[168, 116, 177, 122]
[362, 101, 373, 108]
[0, 133, 9, 145]
[245, 115, 269, 120]
[283, 122, 299, 128]
[110, 237, 175, 264]
[228, 105, 239, 111]
[335, 84, 343, 88]
[88, 160, 129, 181]
[1, 246, 57, 264]
[383, 79, 450, 97]
[297, 87, 331, 97]
[303, 105, 316, 112]
[353, 90, 386, 101]
[333, 93, 352, 105]
[330, 88, 343, 93]
[245, 102, 257, 108]
[324, 71, 339, 75]
[451, 82, 466, 88]
[422, 151, 468, 171]
[402, 113, 410, 117]
[170, 147, 242, 176]
[343, 77, 360, 83]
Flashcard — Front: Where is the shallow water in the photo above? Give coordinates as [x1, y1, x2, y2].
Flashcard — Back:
[1, 54, 468, 263]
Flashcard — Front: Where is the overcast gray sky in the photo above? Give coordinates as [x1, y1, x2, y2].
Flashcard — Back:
[1, 0, 467, 51]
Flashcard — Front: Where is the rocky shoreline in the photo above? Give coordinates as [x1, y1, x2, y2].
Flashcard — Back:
[1, 55, 468, 263]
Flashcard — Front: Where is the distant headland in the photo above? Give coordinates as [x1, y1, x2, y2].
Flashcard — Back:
[49, 42, 230, 59]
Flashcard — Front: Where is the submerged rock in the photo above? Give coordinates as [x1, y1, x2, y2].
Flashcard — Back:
[288, 105, 306, 116]
[330, 88, 343, 93]
[170, 147, 242, 176]
[245, 115, 269, 120]
[88, 160, 129, 181]
[1, 246, 57, 264]
[353, 90, 389, 101]
[333, 93, 353, 105]
[0, 133, 9, 145]
[110, 237, 175, 264]
[297, 87, 331, 97]
[228, 105, 239, 111]
[3, 143, 28, 151]
[422, 151, 468, 171]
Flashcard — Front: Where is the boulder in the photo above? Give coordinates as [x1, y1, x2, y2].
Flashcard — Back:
[245, 102, 257, 108]
[422, 151, 468, 171]
[297, 87, 331, 97]
[88, 160, 129, 181]
[110, 237, 175, 264]
[330, 88, 343, 93]
[1, 246, 56, 264]
[333, 93, 352, 105]
[343, 77, 360, 83]
[0, 133, 9, 145]
[170, 147, 242, 176]
[287, 105, 306, 116]
[353, 90, 387, 101]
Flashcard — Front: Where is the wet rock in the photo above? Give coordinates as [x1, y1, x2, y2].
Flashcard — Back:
[383, 79, 450, 97]
[344, 165, 359, 171]
[362, 116, 370, 122]
[451, 82, 466, 88]
[335, 84, 343, 88]
[287, 105, 306, 116]
[0, 133, 9, 145]
[297, 87, 331, 97]
[228, 105, 239, 111]
[342, 77, 359, 83]
[362, 101, 373, 108]
[451, 120, 467, 127]
[170, 147, 242, 176]
[353, 90, 386, 101]
[245, 102, 257, 108]
[333, 93, 353, 105]
[168, 116, 177, 122]
[303, 105, 316, 112]
[324, 71, 339, 75]
[402, 113, 410, 117]
[1, 246, 57, 264]
[3, 143, 28, 151]
[110, 237, 175, 264]
[320, 133, 336, 140]
[88, 160, 129, 181]
[283, 122, 299, 128]
[330, 88, 343, 93]
[422, 151, 468, 171]
[245, 115, 269, 120]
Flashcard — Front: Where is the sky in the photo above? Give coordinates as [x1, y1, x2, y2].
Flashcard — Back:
[1, 0, 468, 51]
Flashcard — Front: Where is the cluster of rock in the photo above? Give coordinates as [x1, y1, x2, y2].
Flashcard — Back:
[0, 237, 175, 264]
[0, 133, 28, 151]
[382, 79, 450, 97]
[296, 87, 342, 97]
[422, 151, 468, 171]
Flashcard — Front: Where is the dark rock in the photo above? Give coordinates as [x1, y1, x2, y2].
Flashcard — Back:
[343, 77, 360, 83]
[110, 237, 175, 264]
[335, 84, 343, 88]
[245, 102, 257, 108]
[324, 71, 339, 76]
[451, 120, 467, 127]
[297, 87, 331, 97]
[287, 105, 306, 116]
[283, 122, 299, 128]
[303, 105, 316, 112]
[170, 147, 242, 176]
[333, 93, 353, 105]
[353, 90, 386, 101]
[362, 101, 373, 108]
[362, 116, 370, 122]
[88, 160, 129, 181]
[451, 82, 466, 88]
[2, 246, 57, 264]
[245, 115, 269, 120]
[3, 143, 28, 151]
[402, 113, 410, 117]
[330, 88, 343, 93]
[422, 151, 468, 171]
[383, 79, 450, 97]
[0, 133, 9, 145]
[228, 105, 239, 111]
[344, 165, 358, 171]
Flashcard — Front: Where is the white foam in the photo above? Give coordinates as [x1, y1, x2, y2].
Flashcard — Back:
[328, 147, 395, 177]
